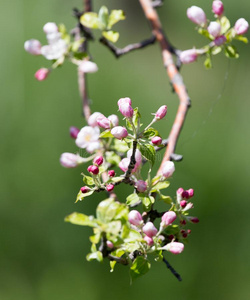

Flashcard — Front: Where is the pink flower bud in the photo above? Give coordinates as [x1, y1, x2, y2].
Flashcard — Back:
[182, 202, 194, 211]
[187, 229, 191, 234]
[118, 102, 134, 118]
[93, 155, 103, 166]
[161, 211, 177, 227]
[151, 136, 162, 145]
[188, 189, 194, 198]
[60, 152, 83, 168]
[187, 6, 207, 27]
[180, 49, 198, 64]
[190, 217, 199, 223]
[118, 158, 130, 172]
[208, 21, 221, 38]
[182, 190, 190, 199]
[70, 126, 80, 139]
[97, 116, 111, 129]
[128, 210, 143, 226]
[167, 234, 175, 241]
[80, 186, 90, 193]
[234, 18, 249, 35]
[180, 200, 187, 208]
[106, 240, 114, 248]
[143, 222, 158, 238]
[108, 114, 119, 127]
[88, 112, 105, 127]
[180, 220, 186, 225]
[78, 60, 98, 73]
[214, 35, 227, 46]
[127, 149, 142, 165]
[87, 165, 99, 175]
[182, 231, 188, 238]
[136, 180, 147, 193]
[165, 242, 184, 254]
[155, 105, 167, 120]
[106, 184, 114, 192]
[35, 68, 49, 81]
[111, 126, 128, 139]
[117, 97, 132, 107]
[144, 236, 154, 246]
[161, 161, 175, 178]
[212, 1, 224, 16]
[108, 170, 115, 177]
[43, 22, 58, 34]
[24, 39, 41, 55]
[177, 188, 184, 195]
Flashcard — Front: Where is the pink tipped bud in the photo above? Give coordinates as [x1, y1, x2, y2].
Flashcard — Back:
[128, 210, 143, 226]
[88, 112, 105, 127]
[187, 229, 191, 234]
[118, 102, 134, 118]
[108, 114, 119, 127]
[187, 6, 207, 27]
[182, 190, 190, 199]
[161, 161, 175, 178]
[35, 68, 49, 81]
[214, 35, 227, 46]
[168, 234, 175, 240]
[151, 136, 162, 145]
[108, 170, 115, 177]
[79, 60, 98, 73]
[182, 202, 194, 211]
[111, 126, 128, 139]
[155, 105, 167, 120]
[106, 240, 114, 248]
[106, 184, 114, 192]
[60, 152, 83, 168]
[182, 231, 188, 238]
[87, 165, 99, 175]
[180, 49, 198, 64]
[70, 126, 80, 139]
[190, 217, 199, 223]
[24, 39, 41, 55]
[119, 158, 129, 172]
[97, 116, 111, 129]
[136, 180, 147, 193]
[93, 155, 104, 166]
[234, 18, 249, 35]
[188, 189, 194, 198]
[177, 188, 184, 195]
[144, 236, 154, 246]
[165, 242, 184, 254]
[180, 220, 186, 225]
[212, 1, 224, 16]
[118, 97, 132, 107]
[143, 222, 158, 238]
[208, 21, 221, 38]
[180, 200, 187, 208]
[43, 22, 58, 34]
[80, 186, 90, 193]
[161, 211, 177, 227]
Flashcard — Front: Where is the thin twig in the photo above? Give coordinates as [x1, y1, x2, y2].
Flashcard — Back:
[139, 0, 191, 175]
[124, 141, 137, 181]
[163, 257, 182, 281]
[100, 35, 156, 58]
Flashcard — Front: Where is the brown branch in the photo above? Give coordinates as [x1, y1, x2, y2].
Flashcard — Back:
[163, 257, 182, 281]
[139, 0, 191, 175]
[100, 35, 156, 58]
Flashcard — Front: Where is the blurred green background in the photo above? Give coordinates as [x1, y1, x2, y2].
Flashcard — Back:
[1, 0, 250, 299]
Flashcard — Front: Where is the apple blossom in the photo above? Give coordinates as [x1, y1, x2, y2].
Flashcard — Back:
[75, 126, 101, 153]
[24, 39, 41, 55]
[128, 210, 143, 226]
[234, 18, 249, 35]
[161, 161, 175, 178]
[111, 126, 128, 139]
[212, 1, 224, 16]
[143, 222, 158, 238]
[187, 6, 207, 27]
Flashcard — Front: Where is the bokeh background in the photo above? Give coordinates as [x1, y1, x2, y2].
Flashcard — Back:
[1, 0, 250, 299]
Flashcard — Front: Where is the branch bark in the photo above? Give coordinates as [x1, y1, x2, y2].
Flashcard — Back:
[139, 0, 191, 175]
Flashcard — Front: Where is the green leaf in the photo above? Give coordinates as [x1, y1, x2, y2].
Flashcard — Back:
[99, 130, 113, 138]
[220, 16, 231, 34]
[150, 181, 170, 192]
[130, 256, 151, 282]
[65, 212, 97, 227]
[106, 151, 121, 166]
[113, 139, 129, 153]
[140, 196, 154, 211]
[234, 35, 248, 44]
[102, 30, 119, 43]
[158, 193, 172, 204]
[224, 45, 239, 58]
[96, 198, 128, 223]
[198, 28, 212, 40]
[108, 9, 126, 29]
[211, 46, 222, 55]
[110, 248, 125, 272]
[132, 107, 141, 129]
[204, 55, 212, 69]
[103, 220, 122, 235]
[138, 142, 156, 165]
[86, 251, 103, 262]
[98, 6, 109, 29]
[80, 12, 101, 29]
[111, 176, 123, 183]
[82, 175, 94, 186]
[75, 189, 94, 203]
[126, 193, 140, 206]
[89, 232, 101, 244]
[71, 38, 85, 52]
[143, 128, 159, 139]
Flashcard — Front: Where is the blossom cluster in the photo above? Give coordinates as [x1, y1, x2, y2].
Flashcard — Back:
[180, 1, 249, 67]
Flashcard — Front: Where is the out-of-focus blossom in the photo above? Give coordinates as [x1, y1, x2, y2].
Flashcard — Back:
[76, 126, 101, 153]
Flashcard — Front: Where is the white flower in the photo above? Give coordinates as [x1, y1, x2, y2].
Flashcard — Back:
[43, 22, 58, 34]
[41, 39, 67, 60]
[76, 126, 101, 153]
[78, 60, 98, 73]
[88, 112, 104, 127]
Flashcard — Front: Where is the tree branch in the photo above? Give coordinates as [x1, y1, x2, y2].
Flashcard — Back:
[100, 35, 156, 58]
[124, 141, 137, 181]
[138, 0, 191, 175]
[163, 257, 182, 281]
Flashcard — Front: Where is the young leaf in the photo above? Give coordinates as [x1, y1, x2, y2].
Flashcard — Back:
[113, 139, 129, 153]
[75, 190, 94, 203]
[86, 251, 103, 262]
[204, 55, 212, 69]
[126, 193, 140, 206]
[65, 212, 97, 227]
[143, 128, 159, 139]
[98, 6, 109, 29]
[130, 256, 151, 282]
[102, 31, 120, 43]
[108, 10, 126, 29]
[80, 12, 101, 29]
[99, 130, 113, 138]
[138, 142, 156, 165]
[150, 181, 170, 192]
[220, 16, 231, 34]
[234, 35, 248, 44]
[106, 151, 121, 165]
[140, 196, 155, 211]
[224, 45, 239, 58]
[82, 175, 94, 186]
